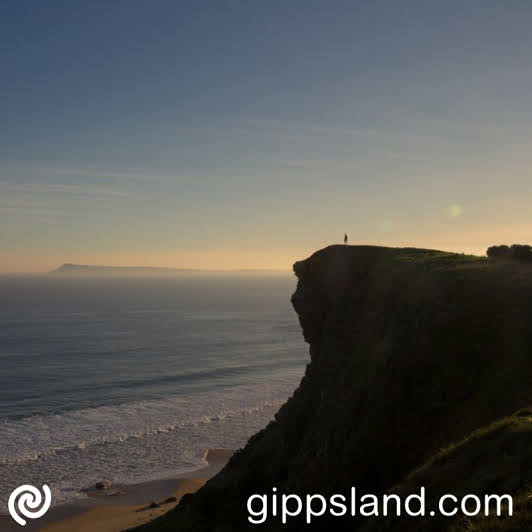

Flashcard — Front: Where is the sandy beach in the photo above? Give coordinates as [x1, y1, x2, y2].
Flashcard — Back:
[0, 450, 232, 532]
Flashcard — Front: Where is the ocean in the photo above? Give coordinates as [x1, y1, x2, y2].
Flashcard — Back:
[0, 275, 307, 510]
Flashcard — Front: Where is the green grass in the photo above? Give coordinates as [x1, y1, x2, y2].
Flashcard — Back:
[392, 248, 486, 268]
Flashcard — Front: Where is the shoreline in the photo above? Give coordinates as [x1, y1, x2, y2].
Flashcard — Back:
[0, 449, 233, 532]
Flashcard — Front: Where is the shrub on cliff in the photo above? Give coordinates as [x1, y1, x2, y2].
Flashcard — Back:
[487, 244, 532, 261]
[486, 245, 511, 258]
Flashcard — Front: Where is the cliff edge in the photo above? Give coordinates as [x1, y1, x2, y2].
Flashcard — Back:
[134, 245, 532, 531]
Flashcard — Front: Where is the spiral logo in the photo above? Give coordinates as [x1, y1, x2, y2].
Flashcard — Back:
[8, 484, 52, 526]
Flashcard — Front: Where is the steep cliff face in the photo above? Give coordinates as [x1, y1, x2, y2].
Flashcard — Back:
[136, 245, 532, 531]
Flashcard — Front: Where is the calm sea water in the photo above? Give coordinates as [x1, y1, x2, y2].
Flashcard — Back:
[0, 275, 307, 509]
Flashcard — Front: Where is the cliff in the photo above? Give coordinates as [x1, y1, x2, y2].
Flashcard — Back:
[134, 245, 532, 531]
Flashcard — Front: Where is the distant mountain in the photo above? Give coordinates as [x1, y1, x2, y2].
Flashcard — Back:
[50, 263, 286, 276]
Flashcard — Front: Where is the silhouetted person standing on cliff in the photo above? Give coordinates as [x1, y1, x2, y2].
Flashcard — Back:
[344, 233, 348, 245]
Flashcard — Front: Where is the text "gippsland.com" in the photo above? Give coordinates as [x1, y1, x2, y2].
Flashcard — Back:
[246, 487, 513, 524]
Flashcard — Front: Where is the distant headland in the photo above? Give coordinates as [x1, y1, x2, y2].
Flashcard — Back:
[50, 263, 287, 277]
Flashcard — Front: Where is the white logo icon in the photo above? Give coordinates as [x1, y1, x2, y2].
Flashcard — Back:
[8, 484, 52, 526]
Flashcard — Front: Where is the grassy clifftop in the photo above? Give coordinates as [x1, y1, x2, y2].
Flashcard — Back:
[134, 245, 532, 531]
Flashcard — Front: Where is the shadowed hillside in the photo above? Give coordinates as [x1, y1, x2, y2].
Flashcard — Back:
[133, 245, 532, 531]
[360, 409, 532, 532]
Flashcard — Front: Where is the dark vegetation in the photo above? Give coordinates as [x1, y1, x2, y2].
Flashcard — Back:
[361, 409, 532, 531]
[133, 245, 532, 532]
[487, 244, 532, 262]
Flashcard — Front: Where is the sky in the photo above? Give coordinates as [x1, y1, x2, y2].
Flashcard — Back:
[2, 1, 532, 272]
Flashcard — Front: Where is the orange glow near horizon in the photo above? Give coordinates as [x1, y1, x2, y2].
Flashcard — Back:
[5, 226, 532, 274]
[1, 248, 310, 274]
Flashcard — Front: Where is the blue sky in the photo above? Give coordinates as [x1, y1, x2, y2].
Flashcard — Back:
[2, 1, 532, 271]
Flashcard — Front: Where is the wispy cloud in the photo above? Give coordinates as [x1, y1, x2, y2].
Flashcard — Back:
[0, 195, 67, 221]
[235, 118, 376, 140]
[0, 179, 131, 226]
[49, 166, 169, 182]
[0, 162, 170, 182]
[0, 180, 129, 199]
